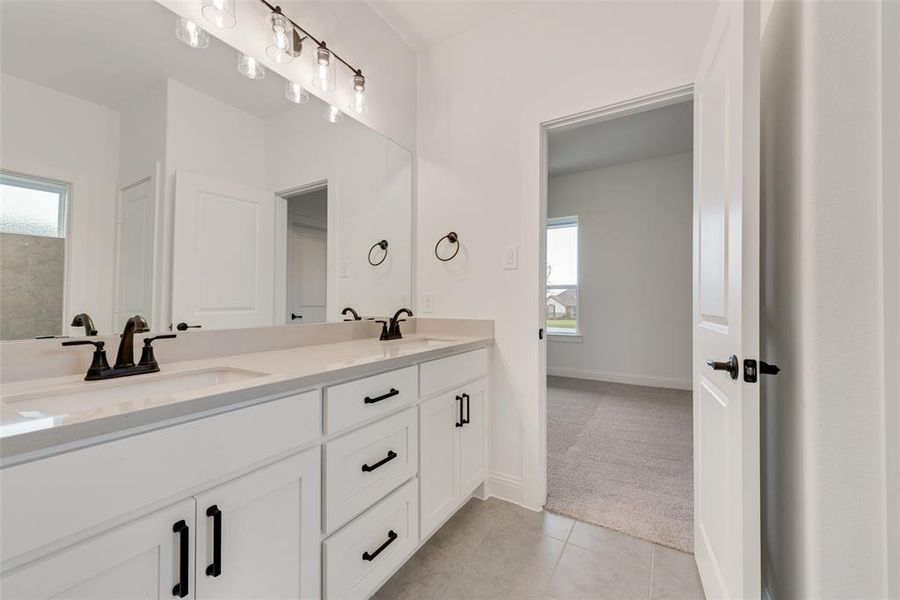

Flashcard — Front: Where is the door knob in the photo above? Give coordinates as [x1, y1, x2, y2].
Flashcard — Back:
[175, 322, 201, 331]
[291, 313, 303, 320]
[706, 355, 739, 380]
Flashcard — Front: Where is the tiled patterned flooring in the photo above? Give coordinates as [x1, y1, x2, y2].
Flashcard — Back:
[374, 497, 705, 600]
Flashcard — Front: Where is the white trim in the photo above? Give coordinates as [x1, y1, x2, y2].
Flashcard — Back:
[548, 333, 582, 343]
[487, 471, 523, 504]
[547, 366, 692, 391]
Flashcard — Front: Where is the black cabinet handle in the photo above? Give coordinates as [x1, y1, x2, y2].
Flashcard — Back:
[172, 520, 189, 597]
[455, 395, 463, 428]
[364, 388, 399, 404]
[462, 393, 471, 425]
[206, 505, 222, 577]
[362, 450, 398, 472]
[362, 530, 398, 561]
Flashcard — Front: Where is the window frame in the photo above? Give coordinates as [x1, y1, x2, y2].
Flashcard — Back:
[546, 215, 580, 336]
[0, 171, 69, 239]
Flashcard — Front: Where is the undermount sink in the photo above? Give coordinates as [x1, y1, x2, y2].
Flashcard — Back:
[3, 367, 269, 418]
[383, 337, 457, 352]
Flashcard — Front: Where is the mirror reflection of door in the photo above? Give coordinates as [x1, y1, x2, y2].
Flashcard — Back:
[285, 186, 327, 324]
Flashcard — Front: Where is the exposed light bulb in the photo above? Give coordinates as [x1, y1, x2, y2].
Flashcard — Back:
[324, 104, 343, 124]
[175, 17, 209, 49]
[348, 72, 368, 115]
[266, 13, 297, 64]
[285, 81, 310, 104]
[311, 45, 335, 92]
[202, 0, 235, 29]
[237, 53, 265, 80]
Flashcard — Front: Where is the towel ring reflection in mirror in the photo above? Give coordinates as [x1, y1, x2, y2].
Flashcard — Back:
[434, 231, 460, 262]
[368, 240, 388, 266]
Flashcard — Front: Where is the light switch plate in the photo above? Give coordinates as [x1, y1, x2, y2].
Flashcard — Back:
[400, 294, 409, 307]
[339, 260, 351, 278]
[503, 246, 518, 270]
[423, 293, 434, 313]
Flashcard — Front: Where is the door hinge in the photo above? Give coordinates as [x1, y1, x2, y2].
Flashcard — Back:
[743, 359, 781, 383]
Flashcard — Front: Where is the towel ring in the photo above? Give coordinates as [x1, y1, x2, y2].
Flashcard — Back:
[434, 231, 460, 262]
[368, 240, 388, 266]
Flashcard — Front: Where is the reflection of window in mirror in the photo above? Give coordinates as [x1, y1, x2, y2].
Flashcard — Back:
[0, 172, 69, 340]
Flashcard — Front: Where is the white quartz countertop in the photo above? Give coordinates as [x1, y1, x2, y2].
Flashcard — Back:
[0, 333, 492, 466]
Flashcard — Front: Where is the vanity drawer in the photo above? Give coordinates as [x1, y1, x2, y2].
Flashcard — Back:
[419, 348, 488, 398]
[323, 478, 418, 600]
[324, 366, 417, 433]
[324, 407, 418, 534]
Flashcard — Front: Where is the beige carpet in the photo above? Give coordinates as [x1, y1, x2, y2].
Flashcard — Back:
[546, 376, 694, 553]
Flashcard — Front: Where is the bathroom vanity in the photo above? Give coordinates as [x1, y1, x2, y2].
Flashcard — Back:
[0, 327, 492, 599]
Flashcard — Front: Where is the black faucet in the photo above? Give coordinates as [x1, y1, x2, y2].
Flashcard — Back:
[341, 307, 362, 321]
[71, 313, 97, 336]
[379, 308, 413, 340]
[62, 315, 176, 381]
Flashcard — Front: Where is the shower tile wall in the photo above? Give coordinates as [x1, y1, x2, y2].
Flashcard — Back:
[0, 233, 64, 340]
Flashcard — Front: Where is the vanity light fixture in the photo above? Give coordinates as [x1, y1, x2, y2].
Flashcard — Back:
[237, 53, 265, 79]
[266, 9, 302, 64]
[175, 17, 209, 49]
[324, 104, 344, 124]
[285, 81, 310, 104]
[311, 44, 336, 92]
[202, 0, 236, 29]
[348, 71, 368, 115]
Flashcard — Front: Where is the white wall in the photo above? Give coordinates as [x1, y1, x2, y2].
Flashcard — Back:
[547, 152, 692, 389]
[760, 1, 891, 597]
[416, 1, 717, 506]
[0, 74, 120, 335]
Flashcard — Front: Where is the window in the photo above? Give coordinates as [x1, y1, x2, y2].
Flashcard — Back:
[0, 172, 68, 238]
[546, 216, 578, 335]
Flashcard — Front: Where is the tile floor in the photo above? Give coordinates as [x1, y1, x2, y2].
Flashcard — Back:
[374, 497, 705, 600]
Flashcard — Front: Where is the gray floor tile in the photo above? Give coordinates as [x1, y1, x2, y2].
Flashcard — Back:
[547, 540, 652, 600]
[439, 564, 549, 600]
[464, 526, 566, 590]
[568, 521, 653, 561]
[493, 503, 575, 541]
[650, 545, 705, 600]
[374, 558, 455, 600]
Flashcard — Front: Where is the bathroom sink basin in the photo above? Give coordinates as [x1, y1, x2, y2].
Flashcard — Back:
[381, 337, 457, 353]
[3, 367, 269, 417]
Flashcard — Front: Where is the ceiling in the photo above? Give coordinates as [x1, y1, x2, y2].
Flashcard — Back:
[365, 1, 524, 51]
[0, 1, 317, 119]
[548, 101, 694, 177]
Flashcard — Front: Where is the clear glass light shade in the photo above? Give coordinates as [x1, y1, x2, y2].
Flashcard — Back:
[237, 53, 265, 80]
[175, 18, 209, 48]
[348, 73, 368, 115]
[285, 81, 310, 104]
[311, 46, 335, 92]
[266, 13, 296, 64]
[202, 0, 235, 29]
[324, 104, 343, 124]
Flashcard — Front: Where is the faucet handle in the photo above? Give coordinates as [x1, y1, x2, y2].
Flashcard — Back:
[62, 339, 105, 350]
[375, 320, 389, 340]
[143, 334, 177, 346]
[139, 334, 176, 369]
[62, 340, 111, 379]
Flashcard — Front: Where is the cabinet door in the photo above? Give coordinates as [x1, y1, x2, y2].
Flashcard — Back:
[418, 392, 460, 539]
[459, 379, 487, 498]
[194, 449, 320, 600]
[1, 499, 195, 599]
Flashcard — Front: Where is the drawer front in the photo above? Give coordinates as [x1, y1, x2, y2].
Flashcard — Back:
[324, 407, 418, 533]
[419, 348, 488, 398]
[324, 366, 417, 433]
[323, 479, 419, 600]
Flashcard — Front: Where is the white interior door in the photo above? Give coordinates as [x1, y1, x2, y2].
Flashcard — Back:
[173, 170, 275, 330]
[287, 221, 327, 324]
[692, 1, 760, 598]
[114, 175, 157, 327]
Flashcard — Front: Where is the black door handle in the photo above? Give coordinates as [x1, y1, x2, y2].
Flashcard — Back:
[455, 395, 463, 427]
[461, 393, 471, 425]
[176, 322, 201, 331]
[364, 388, 399, 404]
[206, 505, 222, 577]
[707, 355, 740, 380]
[291, 313, 303, 320]
[361, 450, 398, 472]
[172, 520, 189, 597]
[362, 530, 398, 561]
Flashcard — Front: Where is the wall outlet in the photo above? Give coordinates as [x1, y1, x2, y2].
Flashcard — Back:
[423, 293, 435, 313]
[503, 246, 519, 270]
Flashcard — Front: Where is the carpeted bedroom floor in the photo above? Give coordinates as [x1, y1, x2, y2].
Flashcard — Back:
[545, 376, 694, 553]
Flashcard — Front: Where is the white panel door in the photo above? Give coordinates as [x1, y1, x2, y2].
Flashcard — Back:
[459, 380, 487, 498]
[115, 175, 157, 326]
[287, 222, 327, 324]
[173, 170, 275, 330]
[194, 449, 320, 600]
[1, 500, 195, 599]
[692, 1, 760, 598]
[418, 392, 460, 539]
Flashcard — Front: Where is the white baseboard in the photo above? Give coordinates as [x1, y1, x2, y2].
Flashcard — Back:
[488, 471, 523, 504]
[547, 366, 692, 390]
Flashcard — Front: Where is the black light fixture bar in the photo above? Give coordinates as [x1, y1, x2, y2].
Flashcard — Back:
[258, 0, 364, 76]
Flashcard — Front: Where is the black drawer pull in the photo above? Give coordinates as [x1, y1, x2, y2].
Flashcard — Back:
[362, 530, 398, 561]
[172, 520, 189, 597]
[455, 395, 463, 427]
[362, 450, 398, 472]
[462, 393, 471, 425]
[364, 388, 399, 404]
[206, 505, 222, 577]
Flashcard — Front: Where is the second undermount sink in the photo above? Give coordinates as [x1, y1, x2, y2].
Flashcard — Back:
[3, 367, 269, 417]
[382, 337, 457, 352]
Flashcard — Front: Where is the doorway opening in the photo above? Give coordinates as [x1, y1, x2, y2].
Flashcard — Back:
[541, 93, 695, 554]
[282, 183, 327, 324]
